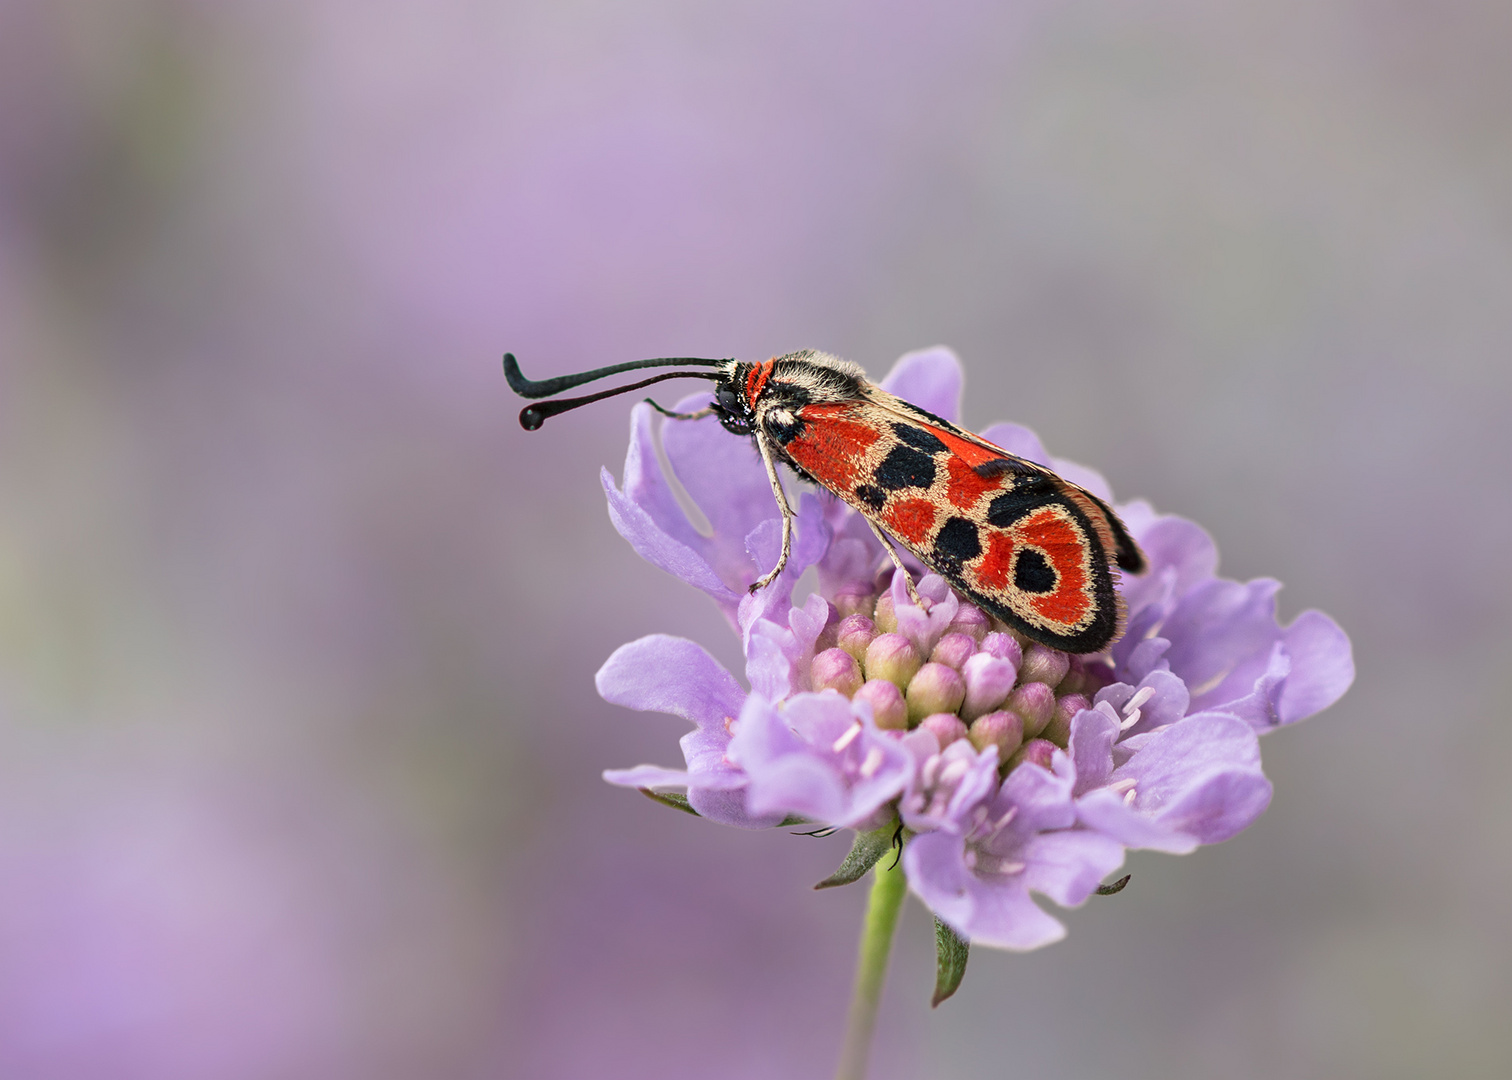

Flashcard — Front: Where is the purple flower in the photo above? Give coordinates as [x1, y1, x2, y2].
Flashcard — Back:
[594, 347, 1354, 949]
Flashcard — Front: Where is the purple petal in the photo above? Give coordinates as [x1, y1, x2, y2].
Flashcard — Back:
[617, 402, 706, 551]
[1068, 707, 1120, 796]
[1093, 669, 1190, 740]
[1206, 643, 1290, 731]
[994, 749, 1076, 839]
[977, 422, 1052, 468]
[602, 467, 740, 610]
[595, 634, 744, 787]
[1075, 789, 1200, 854]
[602, 764, 700, 790]
[904, 831, 1070, 951]
[879, 346, 963, 422]
[890, 573, 959, 656]
[1116, 511, 1219, 624]
[659, 396, 782, 562]
[730, 693, 912, 828]
[1275, 609, 1355, 723]
[1020, 830, 1126, 907]
[1107, 711, 1273, 845]
[1162, 578, 1285, 700]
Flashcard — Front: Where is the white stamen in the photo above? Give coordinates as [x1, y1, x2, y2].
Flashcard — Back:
[831, 721, 863, 753]
[1123, 786, 1138, 806]
[1106, 777, 1136, 795]
[858, 746, 885, 778]
[1119, 709, 1143, 731]
[938, 758, 970, 787]
[1124, 686, 1156, 715]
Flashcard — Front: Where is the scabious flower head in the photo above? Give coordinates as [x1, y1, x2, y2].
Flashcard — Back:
[597, 347, 1354, 948]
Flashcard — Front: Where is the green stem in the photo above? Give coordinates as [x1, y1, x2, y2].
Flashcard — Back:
[834, 851, 908, 1080]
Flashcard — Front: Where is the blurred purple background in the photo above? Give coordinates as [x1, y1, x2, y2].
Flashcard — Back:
[2, 2, 1509, 1077]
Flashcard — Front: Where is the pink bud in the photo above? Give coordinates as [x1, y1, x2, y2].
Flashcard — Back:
[979, 631, 1023, 667]
[919, 713, 969, 749]
[1018, 644, 1071, 688]
[1005, 681, 1056, 738]
[832, 590, 876, 620]
[863, 633, 921, 689]
[929, 632, 977, 671]
[854, 678, 908, 730]
[1040, 692, 1090, 748]
[905, 662, 966, 724]
[968, 710, 1024, 759]
[946, 602, 991, 643]
[835, 614, 877, 662]
[1007, 738, 1057, 773]
[961, 653, 1017, 720]
[811, 648, 863, 697]
[872, 591, 898, 634]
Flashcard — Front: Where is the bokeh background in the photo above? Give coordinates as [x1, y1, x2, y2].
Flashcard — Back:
[2, 2, 1509, 1078]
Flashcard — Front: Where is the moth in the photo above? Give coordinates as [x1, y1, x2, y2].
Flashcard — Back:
[505, 350, 1146, 654]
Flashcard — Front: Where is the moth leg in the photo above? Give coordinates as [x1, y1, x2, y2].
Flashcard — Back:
[645, 397, 715, 421]
[866, 519, 924, 607]
[749, 433, 795, 594]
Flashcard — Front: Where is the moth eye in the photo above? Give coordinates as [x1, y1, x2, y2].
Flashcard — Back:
[716, 385, 742, 414]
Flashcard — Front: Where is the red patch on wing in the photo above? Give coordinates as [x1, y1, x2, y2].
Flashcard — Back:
[783, 404, 881, 490]
[931, 427, 1003, 469]
[944, 454, 1004, 509]
[883, 498, 937, 545]
[973, 532, 1016, 591]
[1018, 508, 1091, 625]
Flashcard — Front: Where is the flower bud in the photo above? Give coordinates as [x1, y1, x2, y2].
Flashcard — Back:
[929, 632, 977, 671]
[968, 710, 1023, 759]
[872, 591, 898, 634]
[1005, 681, 1056, 738]
[1018, 643, 1070, 688]
[960, 653, 1017, 720]
[1056, 659, 1113, 697]
[832, 590, 876, 620]
[979, 631, 1023, 667]
[835, 614, 877, 662]
[906, 662, 966, 724]
[919, 713, 969, 749]
[946, 602, 990, 643]
[854, 678, 908, 731]
[1006, 737, 1057, 773]
[1040, 692, 1089, 748]
[863, 633, 921, 689]
[811, 647, 863, 697]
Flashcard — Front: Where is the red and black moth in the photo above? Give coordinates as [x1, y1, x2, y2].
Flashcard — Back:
[506, 350, 1146, 654]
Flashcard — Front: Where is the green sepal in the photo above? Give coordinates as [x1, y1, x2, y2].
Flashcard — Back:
[638, 788, 700, 816]
[1095, 873, 1131, 896]
[813, 824, 897, 890]
[931, 917, 970, 1007]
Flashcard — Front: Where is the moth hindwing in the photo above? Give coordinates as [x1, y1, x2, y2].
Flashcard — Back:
[506, 348, 1145, 654]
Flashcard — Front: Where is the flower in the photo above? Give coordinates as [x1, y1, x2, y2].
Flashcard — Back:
[596, 347, 1354, 948]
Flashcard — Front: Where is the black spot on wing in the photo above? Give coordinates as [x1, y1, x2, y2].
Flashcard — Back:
[875, 445, 936, 491]
[854, 484, 887, 511]
[933, 517, 982, 573]
[984, 475, 1058, 526]
[1013, 549, 1057, 593]
[890, 422, 947, 454]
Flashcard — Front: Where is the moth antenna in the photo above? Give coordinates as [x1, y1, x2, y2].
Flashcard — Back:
[504, 352, 728, 399]
[518, 369, 721, 430]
